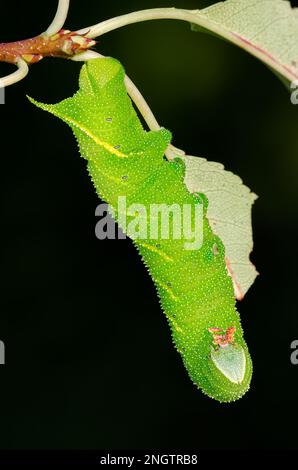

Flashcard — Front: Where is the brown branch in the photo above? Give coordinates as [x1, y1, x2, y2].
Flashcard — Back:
[0, 29, 96, 65]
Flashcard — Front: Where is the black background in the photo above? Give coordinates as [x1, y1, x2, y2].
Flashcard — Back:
[0, 0, 298, 452]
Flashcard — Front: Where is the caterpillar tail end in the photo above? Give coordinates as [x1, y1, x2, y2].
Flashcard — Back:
[183, 326, 252, 403]
[210, 344, 246, 385]
[208, 343, 252, 403]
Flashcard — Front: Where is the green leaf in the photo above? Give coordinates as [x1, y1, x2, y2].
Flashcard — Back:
[190, 0, 298, 84]
[180, 154, 258, 300]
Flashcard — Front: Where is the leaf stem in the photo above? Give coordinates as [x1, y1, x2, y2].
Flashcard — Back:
[45, 0, 70, 36]
[0, 58, 29, 87]
[77, 7, 297, 84]
[76, 8, 200, 38]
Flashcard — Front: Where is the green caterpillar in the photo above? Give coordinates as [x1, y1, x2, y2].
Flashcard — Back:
[30, 58, 252, 402]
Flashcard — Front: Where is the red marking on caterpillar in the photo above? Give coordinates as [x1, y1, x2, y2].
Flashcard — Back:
[208, 326, 236, 349]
